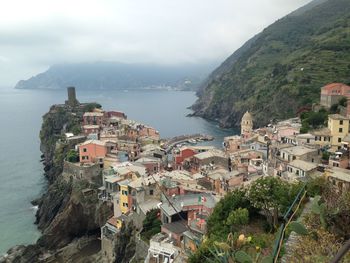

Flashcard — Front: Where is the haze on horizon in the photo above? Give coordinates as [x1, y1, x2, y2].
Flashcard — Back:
[0, 0, 311, 87]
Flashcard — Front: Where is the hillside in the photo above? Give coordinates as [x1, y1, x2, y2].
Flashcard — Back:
[191, 0, 350, 128]
[15, 62, 214, 91]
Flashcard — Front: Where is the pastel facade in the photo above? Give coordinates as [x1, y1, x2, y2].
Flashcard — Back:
[279, 145, 319, 163]
[328, 114, 350, 148]
[223, 135, 245, 153]
[79, 140, 107, 164]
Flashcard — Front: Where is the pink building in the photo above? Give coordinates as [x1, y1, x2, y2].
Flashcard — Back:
[78, 140, 107, 164]
[105, 111, 127, 120]
[320, 83, 350, 108]
[278, 126, 300, 142]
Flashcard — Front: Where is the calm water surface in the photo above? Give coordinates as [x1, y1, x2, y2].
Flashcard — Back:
[0, 87, 235, 254]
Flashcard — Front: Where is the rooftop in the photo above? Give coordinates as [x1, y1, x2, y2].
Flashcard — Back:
[128, 174, 163, 189]
[329, 114, 349, 120]
[83, 112, 104, 117]
[327, 167, 350, 182]
[281, 145, 317, 156]
[162, 221, 188, 234]
[160, 193, 217, 216]
[83, 125, 100, 129]
[138, 199, 160, 214]
[79, 139, 106, 147]
[312, 127, 331, 136]
[288, 160, 318, 171]
[194, 149, 226, 160]
[105, 175, 123, 184]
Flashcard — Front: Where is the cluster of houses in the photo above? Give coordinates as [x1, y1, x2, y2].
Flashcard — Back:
[60, 84, 350, 263]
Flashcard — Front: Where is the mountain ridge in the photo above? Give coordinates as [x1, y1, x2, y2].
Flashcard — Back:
[15, 61, 215, 91]
[192, 0, 350, 128]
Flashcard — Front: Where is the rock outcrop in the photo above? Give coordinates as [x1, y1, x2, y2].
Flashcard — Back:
[2, 103, 113, 262]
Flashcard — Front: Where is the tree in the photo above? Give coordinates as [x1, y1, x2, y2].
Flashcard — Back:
[67, 149, 79, 163]
[141, 209, 161, 241]
[226, 208, 249, 232]
[207, 188, 251, 240]
[247, 177, 292, 228]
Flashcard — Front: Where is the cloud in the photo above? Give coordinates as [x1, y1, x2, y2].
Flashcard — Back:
[0, 0, 311, 86]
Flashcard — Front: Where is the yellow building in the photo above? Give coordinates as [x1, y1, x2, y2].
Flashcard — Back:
[118, 179, 130, 214]
[328, 114, 350, 148]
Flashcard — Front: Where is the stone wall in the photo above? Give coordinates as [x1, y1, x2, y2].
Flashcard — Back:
[63, 161, 102, 184]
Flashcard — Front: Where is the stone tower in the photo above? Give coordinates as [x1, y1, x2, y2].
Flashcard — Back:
[241, 111, 253, 135]
[66, 86, 79, 107]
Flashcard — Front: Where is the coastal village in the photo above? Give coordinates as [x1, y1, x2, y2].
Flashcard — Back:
[53, 84, 350, 262]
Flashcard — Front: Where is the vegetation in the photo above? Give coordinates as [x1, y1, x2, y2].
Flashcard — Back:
[141, 209, 161, 241]
[286, 183, 350, 262]
[66, 149, 79, 163]
[191, 177, 350, 262]
[189, 177, 303, 262]
[329, 96, 347, 114]
[83, 103, 102, 112]
[300, 109, 328, 133]
[193, 0, 350, 127]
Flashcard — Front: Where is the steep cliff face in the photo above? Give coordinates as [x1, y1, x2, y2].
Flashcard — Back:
[37, 178, 112, 249]
[192, 0, 350, 128]
[2, 104, 113, 262]
[39, 105, 81, 183]
[36, 105, 113, 250]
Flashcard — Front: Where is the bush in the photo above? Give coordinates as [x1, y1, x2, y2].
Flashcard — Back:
[67, 149, 79, 163]
[141, 209, 161, 241]
[226, 208, 249, 227]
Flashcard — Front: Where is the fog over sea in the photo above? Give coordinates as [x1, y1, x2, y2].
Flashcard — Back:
[0, 87, 236, 254]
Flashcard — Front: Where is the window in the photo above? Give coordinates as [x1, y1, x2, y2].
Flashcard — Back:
[83, 148, 87, 152]
[339, 128, 343, 133]
[307, 139, 310, 143]
[338, 138, 342, 143]
[293, 156, 296, 160]
[324, 137, 327, 141]
[340, 120, 343, 125]
[122, 190, 128, 196]
[150, 189, 154, 195]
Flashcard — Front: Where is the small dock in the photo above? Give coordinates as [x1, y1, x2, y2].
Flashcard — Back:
[162, 134, 214, 153]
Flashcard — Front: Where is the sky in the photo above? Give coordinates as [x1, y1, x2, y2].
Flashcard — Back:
[0, 0, 312, 87]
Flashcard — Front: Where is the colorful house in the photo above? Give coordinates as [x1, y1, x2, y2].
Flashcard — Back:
[78, 140, 107, 164]
[118, 179, 131, 214]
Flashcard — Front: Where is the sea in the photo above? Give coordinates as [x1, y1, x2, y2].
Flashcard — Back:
[0, 87, 236, 254]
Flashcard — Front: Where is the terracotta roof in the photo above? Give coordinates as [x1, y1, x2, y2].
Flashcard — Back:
[321, 83, 350, 95]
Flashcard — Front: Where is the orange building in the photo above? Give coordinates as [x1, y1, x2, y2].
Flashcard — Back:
[78, 140, 107, 164]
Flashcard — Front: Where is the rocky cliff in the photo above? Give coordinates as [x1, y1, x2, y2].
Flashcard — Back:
[1, 103, 113, 262]
[192, 0, 350, 128]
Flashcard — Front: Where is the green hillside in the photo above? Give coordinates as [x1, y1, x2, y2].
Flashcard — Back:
[192, 0, 350, 128]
